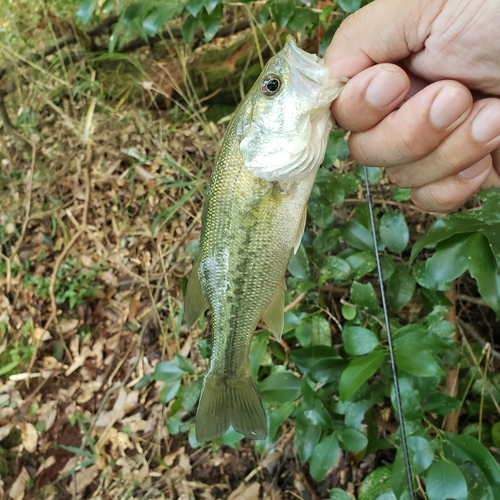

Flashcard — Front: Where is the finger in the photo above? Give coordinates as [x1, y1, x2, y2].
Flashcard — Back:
[481, 146, 500, 188]
[347, 80, 473, 166]
[410, 155, 492, 213]
[324, 0, 443, 78]
[387, 98, 500, 188]
[332, 64, 410, 132]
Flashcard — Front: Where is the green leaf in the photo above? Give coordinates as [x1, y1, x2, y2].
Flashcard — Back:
[492, 422, 500, 447]
[387, 265, 416, 310]
[410, 212, 500, 263]
[143, 3, 178, 35]
[290, 346, 347, 384]
[180, 378, 202, 411]
[259, 372, 301, 404]
[287, 7, 318, 32]
[313, 227, 340, 253]
[340, 221, 374, 251]
[408, 436, 434, 474]
[310, 433, 339, 481]
[338, 0, 361, 13]
[77, 0, 99, 24]
[182, 15, 199, 43]
[329, 488, 351, 500]
[203, 0, 219, 14]
[288, 244, 311, 280]
[345, 251, 376, 279]
[359, 466, 395, 500]
[423, 391, 461, 415]
[342, 305, 357, 320]
[153, 361, 185, 381]
[390, 378, 423, 421]
[294, 410, 322, 463]
[340, 428, 368, 452]
[174, 354, 194, 374]
[296, 314, 332, 347]
[351, 281, 381, 315]
[392, 187, 412, 201]
[339, 350, 386, 401]
[468, 232, 500, 315]
[323, 130, 345, 166]
[395, 347, 446, 378]
[342, 325, 380, 356]
[270, 0, 295, 28]
[219, 427, 244, 447]
[159, 378, 182, 404]
[444, 433, 500, 496]
[249, 331, 268, 378]
[379, 212, 409, 254]
[308, 188, 334, 228]
[426, 233, 473, 285]
[320, 256, 352, 283]
[268, 400, 295, 441]
[200, 4, 222, 42]
[380, 255, 396, 281]
[185, 0, 204, 17]
[426, 459, 468, 500]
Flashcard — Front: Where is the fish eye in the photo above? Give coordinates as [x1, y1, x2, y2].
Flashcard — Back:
[261, 75, 282, 96]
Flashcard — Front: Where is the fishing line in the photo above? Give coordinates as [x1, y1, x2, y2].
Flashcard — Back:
[363, 166, 416, 500]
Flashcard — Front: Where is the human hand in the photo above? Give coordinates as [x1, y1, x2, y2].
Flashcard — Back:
[325, 0, 500, 212]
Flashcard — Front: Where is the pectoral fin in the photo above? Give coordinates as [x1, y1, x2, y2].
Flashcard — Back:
[183, 257, 208, 328]
[293, 204, 308, 254]
[262, 279, 285, 340]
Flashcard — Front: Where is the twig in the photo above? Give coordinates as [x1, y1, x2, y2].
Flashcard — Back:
[344, 197, 426, 212]
[458, 318, 500, 361]
[443, 286, 459, 433]
[456, 294, 489, 307]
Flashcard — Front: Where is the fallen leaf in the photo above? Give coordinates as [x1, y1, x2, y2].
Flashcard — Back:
[8, 468, 30, 500]
[21, 422, 38, 453]
[35, 456, 56, 476]
[0, 423, 13, 441]
[59, 318, 79, 335]
[228, 482, 260, 500]
[68, 463, 100, 495]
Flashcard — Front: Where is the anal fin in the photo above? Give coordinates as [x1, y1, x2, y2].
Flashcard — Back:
[262, 279, 285, 341]
[183, 257, 208, 328]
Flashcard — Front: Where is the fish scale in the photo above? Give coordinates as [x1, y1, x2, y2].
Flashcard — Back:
[184, 36, 344, 441]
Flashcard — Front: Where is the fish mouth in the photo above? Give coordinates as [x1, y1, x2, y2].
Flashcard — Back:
[283, 36, 329, 86]
[282, 35, 342, 105]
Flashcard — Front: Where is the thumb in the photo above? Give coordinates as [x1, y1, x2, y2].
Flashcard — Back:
[324, 0, 444, 78]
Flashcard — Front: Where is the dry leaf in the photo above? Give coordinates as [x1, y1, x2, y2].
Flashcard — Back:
[228, 482, 260, 500]
[21, 422, 38, 453]
[38, 401, 58, 431]
[59, 318, 79, 334]
[8, 468, 30, 500]
[35, 456, 56, 476]
[0, 424, 13, 441]
[69, 463, 100, 495]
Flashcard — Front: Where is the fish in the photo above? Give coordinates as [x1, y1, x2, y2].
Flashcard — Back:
[184, 36, 344, 442]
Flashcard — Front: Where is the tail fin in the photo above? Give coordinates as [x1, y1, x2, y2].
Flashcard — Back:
[196, 372, 267, 442]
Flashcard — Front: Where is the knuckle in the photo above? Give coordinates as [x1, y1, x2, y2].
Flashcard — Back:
[386, 167, 412, 188]
[412, 184, 457, 213]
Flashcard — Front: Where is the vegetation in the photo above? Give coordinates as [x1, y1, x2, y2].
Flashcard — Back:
[0, 0, 499, 498]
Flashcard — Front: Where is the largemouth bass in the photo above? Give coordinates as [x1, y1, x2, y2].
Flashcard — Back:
[184, 36, 344, 442]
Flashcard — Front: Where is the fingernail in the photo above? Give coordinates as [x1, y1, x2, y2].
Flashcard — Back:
[429, 87, 471, 128]
[458, 156, 491, 179]
[366, 71, 407, 108]
[471, 102, 500, 142]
